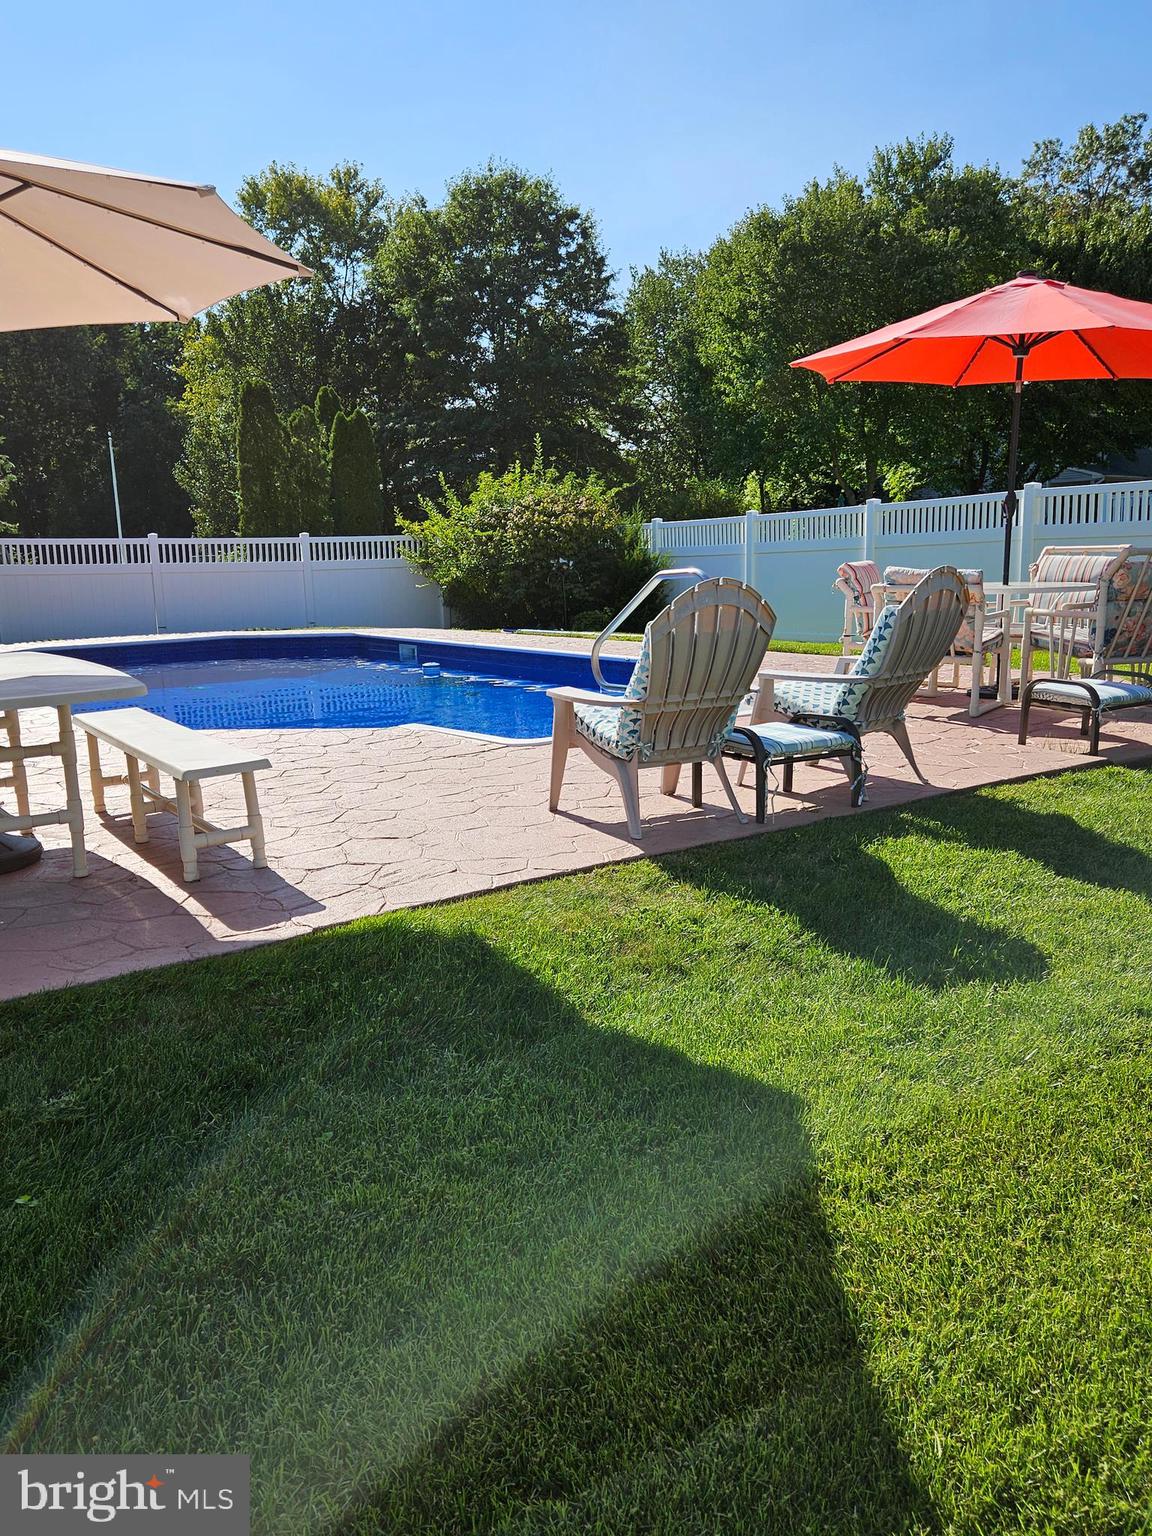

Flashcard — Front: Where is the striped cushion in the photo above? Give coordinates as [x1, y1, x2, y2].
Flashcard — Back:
[1030, 548, 1128, 588]
[836, 560, 882, 610]
[1029, 678, 1152, 711]
[727, 722, 856, 758]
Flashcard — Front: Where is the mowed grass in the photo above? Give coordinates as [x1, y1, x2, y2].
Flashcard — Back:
[3, 765, 1152, 1534]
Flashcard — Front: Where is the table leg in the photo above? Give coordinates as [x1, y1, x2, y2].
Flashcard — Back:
[56, 705, 87, 878]
[3, 709, 32, 829]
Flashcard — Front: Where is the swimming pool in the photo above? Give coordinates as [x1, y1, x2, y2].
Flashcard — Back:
[50, 633, 637, 740]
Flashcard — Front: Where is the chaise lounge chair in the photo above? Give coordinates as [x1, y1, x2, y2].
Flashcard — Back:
[547, 577, 776, 839]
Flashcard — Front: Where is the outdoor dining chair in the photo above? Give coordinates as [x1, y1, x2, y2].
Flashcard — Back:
[1018, 547, 1152, 751]
[547, 577, 776, 839]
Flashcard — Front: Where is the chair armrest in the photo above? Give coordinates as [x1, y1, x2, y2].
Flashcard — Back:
[756, 670, 842, 685]
[546, 687, 633, 707]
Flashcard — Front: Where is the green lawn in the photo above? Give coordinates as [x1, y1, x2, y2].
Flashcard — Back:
[3, 765, 1151, 1534]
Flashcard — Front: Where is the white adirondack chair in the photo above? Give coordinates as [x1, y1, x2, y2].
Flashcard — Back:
[547, 577, 776, 839]
[754, 566, 968, 780]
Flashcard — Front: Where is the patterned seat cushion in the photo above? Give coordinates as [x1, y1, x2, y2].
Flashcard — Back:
[726, 722, 856, 758]
[1028, 678, 1152, 712]
[774, 603, 903, 723]
[573, 700, 644, 759]
[573, 629, 652, 759]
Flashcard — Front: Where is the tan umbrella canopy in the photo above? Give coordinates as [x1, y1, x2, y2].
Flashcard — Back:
[0, 148, 312, 329]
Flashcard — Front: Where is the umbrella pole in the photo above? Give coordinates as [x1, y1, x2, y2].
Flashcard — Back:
[986, 351, 1026, 699]
[1000, 351, 1025, 585]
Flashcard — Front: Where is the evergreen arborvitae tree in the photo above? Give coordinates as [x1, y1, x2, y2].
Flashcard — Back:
[236, 379, 290, 536]
[284, 406, 332, 533]
[328, 409, 386, 534]
[314, 385, 342, 442]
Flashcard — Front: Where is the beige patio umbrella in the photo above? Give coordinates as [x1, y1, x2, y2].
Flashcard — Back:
[0, 149, 312, 872]
[0, 148, 312, 329]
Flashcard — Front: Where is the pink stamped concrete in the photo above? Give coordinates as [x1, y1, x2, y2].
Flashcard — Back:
[1, 630, 1150, 1000]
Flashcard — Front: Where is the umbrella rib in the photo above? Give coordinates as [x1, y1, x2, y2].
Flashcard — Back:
[827, 338, 910, 382]
[953, 336, 990, 386]
[1073, 329, 1118, 379]
[0, 175, 306, 275]
[0, 203, 185, 320]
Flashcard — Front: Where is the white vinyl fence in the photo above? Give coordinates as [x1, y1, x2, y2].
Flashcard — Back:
[0, 533, 444, 644]
[647, 480, 1152, 640]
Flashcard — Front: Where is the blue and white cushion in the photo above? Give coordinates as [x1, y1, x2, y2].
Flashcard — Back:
[573, 700, 645, 758]
[1029, 678, 1152, 711]
[773, 603, 902, 724]
[726, 722, 856, 758]
[573, 630, 652, 759]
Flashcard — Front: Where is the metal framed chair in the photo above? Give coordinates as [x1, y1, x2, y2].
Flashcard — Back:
[547, 577, 776, 839]
[1018, 547, 1152, 750]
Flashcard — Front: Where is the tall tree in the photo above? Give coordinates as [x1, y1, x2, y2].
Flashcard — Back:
[236, 380, 290, 537]
[694, 137, 1020, 505]
[372, 163, 629, 501]
[626, 252, 764, 513]
[177, 163, 396, 534]
[284, 406, 331, 533]
[329, 409, 386, 534]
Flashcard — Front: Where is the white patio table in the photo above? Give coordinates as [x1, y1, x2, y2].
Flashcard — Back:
[0, 651, 145, 877]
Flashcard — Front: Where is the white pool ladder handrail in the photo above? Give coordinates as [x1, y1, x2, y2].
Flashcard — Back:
[590, 567, 704, 691]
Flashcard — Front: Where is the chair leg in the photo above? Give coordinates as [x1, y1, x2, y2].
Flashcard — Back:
[242, 771, 267, 868]
[713, 755, 748, 824]
[690, 761, 702, 808]
[85, 731, 107, 815]
[661, 764, 682, 797]
[781, 759, 794, 793]
[847, 748, 864, 806]
[890, 721, 928, 782]
[1089, 709, 1102, 754]
[1017, 690, 1032, 745]
[548, 703, 572, 812]
[125, 755, 149, 843]
[612, 758, 643, 839]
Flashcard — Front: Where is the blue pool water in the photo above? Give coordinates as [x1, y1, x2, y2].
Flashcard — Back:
[52, 633, 636, 739]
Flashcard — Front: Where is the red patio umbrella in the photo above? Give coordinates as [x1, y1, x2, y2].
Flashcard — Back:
[792, 271, 1152, 583]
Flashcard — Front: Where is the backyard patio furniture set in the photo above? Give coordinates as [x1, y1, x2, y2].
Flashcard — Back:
[3, 548, 1151, 873]
[551, 546, 1152, 838]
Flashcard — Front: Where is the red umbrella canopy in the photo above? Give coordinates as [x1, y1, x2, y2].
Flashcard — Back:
[791, 273, 1152, 386]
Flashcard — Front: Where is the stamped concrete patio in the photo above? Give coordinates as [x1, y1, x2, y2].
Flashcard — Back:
[2, 628, 1151, 1000]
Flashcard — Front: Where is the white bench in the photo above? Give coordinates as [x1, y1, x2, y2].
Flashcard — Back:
[76, 708, 270, 882]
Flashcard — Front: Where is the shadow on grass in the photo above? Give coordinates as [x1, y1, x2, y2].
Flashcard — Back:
[662, 813, 1046, 991]
[3, 921, 932, 1536]
[337, 1190, 931, 1536]
[909, 773, 1152, 902]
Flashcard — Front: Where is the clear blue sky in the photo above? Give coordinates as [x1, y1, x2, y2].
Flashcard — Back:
[7, 0, 1151, 284]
